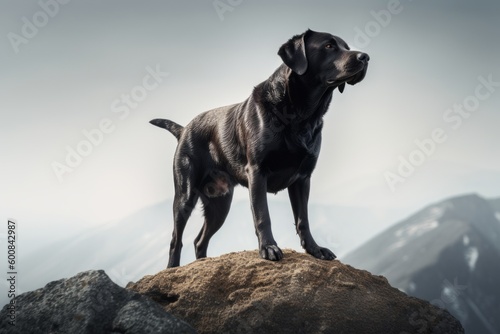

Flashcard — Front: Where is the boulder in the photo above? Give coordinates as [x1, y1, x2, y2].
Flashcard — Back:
[128, 250, 464, 334]
[0, 270, 195, 334]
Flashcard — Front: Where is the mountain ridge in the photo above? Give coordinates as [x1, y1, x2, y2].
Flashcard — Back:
[344, 193, 500, 334]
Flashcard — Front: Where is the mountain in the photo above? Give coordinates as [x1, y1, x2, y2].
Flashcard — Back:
[489, 197, 500, 213]
[344, 194, 500, 334]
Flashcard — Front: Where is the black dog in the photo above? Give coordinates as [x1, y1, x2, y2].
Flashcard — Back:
[151, 29, 369, 267]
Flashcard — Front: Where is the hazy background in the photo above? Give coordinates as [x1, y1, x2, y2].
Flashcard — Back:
[1, 0, 499, 288]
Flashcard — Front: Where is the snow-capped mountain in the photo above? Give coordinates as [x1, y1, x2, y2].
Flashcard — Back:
[344, 194, 500, 334]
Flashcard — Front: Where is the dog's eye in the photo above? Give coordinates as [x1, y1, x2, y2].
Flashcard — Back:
[325, 43, 335, 50]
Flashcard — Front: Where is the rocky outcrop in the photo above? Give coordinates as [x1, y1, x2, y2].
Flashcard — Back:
[128, 249, 464, 334]
[0, 270, 195, 334]
[0, 250, 465, 334]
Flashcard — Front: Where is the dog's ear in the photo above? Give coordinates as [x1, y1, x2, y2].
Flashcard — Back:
[278, 30, 310, 75]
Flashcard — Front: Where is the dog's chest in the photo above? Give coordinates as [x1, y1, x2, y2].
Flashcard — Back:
[264, 143, 317, 172]
[262, 129, 320, 191]
[263, 151, 317, 193]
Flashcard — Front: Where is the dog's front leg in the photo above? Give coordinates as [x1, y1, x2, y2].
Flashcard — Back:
[247, 167, 283, 261]
[288, 177, 336, 260]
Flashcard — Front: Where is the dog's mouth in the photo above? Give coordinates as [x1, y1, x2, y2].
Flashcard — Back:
[327, 65, 368, 93]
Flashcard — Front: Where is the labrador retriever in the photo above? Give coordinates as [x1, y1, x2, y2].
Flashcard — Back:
[151, 29, 369, 267]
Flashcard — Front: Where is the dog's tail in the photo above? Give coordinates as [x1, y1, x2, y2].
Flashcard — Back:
[150, 118, 183, 140]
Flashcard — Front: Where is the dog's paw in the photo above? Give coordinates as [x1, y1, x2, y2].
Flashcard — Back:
[259, 244, 283, 261]
[307, 246, 336, 261]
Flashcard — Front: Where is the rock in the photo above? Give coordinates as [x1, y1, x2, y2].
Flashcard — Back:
[128, 250, 464, 334]
[0, 270, 195, 334]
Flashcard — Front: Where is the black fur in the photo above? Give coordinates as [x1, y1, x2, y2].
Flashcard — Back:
[151, 30, 369, 267]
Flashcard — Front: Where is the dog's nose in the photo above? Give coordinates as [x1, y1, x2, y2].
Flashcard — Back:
[357, 52, 370, 62]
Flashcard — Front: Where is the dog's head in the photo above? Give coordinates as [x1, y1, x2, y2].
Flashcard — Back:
[278, 29, 369, 93]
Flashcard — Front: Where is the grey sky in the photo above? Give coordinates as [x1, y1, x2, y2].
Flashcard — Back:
[1, 0, 500, 254]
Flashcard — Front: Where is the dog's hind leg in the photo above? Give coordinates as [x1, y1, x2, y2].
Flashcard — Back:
[168, 155, 200, 268]
[168, 189, 199, 268]
[194, 186, 234, 259]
